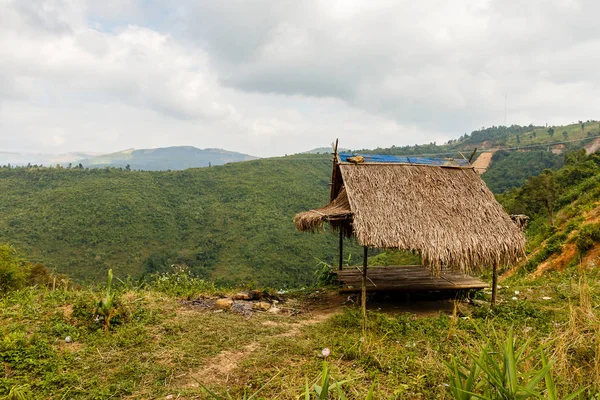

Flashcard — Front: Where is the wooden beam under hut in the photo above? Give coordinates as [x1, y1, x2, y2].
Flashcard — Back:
[335, 265, 488, 292]
[339, 227, 343, 271]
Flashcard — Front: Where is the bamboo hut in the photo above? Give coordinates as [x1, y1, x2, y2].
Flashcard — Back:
[294, 148, 525, 304]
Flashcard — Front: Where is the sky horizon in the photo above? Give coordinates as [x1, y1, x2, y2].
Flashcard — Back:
[2, 1, 599, 157]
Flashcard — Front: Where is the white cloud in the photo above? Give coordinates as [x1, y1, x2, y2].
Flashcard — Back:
[1, 0, 600, 157]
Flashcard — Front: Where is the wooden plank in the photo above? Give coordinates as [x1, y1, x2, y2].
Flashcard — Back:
[334, 265, 488, 293]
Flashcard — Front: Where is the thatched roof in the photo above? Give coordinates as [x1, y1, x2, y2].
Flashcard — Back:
[294, 187, 352, 233]
[294, 155, 525, 273]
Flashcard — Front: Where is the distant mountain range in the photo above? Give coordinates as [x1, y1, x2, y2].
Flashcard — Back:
[0, 146, 258, 170]
[303, 147, 350, 154]
[0, 151, 98, 167]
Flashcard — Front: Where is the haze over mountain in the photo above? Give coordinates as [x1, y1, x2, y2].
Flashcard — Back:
[1, 146, 258, 170]
[78, 146, 258, 170]
[0, 151, 98, 167]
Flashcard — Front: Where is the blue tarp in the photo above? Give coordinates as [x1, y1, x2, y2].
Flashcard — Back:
[338, 152, 470, 167]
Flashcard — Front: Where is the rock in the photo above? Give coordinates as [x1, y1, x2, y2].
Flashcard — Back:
[214, 298, 233, 310]
[231, 301, 254, 318]
[233, 292, 250, 300]
[267, 306, 281, 314]
[253, 301, 271, 311]
[469, 299, 489, 307]
[233, 291, 258, 300]
[542, 296, 552, 300]
[165, 395, 175, 400]
[65, 336, 73, 343]
[188, 297, 216, 310]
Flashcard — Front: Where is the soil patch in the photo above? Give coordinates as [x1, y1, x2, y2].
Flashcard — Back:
[533, 243, 577, 278]
[472, 152, 494, 174]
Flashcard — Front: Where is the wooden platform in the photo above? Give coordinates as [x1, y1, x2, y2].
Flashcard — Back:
[334, 265, 488, 293]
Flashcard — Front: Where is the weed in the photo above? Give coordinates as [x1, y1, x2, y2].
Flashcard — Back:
[314, 259, 336, 287]
[95, 269, 118, 332]
[446, 327, 586, 399]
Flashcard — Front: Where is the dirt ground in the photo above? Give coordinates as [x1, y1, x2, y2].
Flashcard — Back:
[472, 152, 495, 174]
[181, 289, 463, 388]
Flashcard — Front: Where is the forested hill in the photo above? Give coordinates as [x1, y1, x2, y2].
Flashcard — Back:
[0, 154, 361, 287]
[496, 149, 600, 276]
[356, 121, 600, 193]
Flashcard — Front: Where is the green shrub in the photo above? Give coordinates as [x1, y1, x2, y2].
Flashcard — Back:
[148, 265, 216, 297]
[575, 223, 600, 256]
[0, 244, 26, 294]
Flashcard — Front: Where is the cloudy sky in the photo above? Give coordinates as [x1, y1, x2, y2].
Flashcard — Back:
[1, 0, 598, 157]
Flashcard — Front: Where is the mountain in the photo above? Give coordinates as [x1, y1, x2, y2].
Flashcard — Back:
[0, 151, 98, 167]
[0, 154, 362, 286]
[302, 147, 350, 154]
[78, 146, 258, 170]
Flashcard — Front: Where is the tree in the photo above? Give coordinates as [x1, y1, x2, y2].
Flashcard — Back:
[520, 170, 558, 225]
[0, 244, 26, 293]
[579, 120, 585, 133]
[547, 127, 555, 138]
[125, 164, 131, 171]
[532, 130, 537, 139]
[562, 131, 568, 140]
[516, 133, 521, 144]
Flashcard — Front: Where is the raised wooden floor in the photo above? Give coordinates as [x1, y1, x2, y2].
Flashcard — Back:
[334, 265, 488, 293]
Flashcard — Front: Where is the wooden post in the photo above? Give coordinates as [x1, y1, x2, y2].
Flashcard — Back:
[491, 264, 498, 306]
[338, 227, 344, 270]
[330, 139, 339, 202]
[362, 246, 368, 334]
[468, 147, 478, 163]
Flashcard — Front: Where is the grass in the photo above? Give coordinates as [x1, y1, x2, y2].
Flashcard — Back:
[0, 263, 599, 399]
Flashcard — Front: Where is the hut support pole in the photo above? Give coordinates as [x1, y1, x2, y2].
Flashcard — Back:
[361, 246, 368, 335]
[491, 264, 498, 306]
[338, 228, 343, 270]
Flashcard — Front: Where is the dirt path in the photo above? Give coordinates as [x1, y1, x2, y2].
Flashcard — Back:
[472, 152, 494, 174]
[180, 290, 470, 389]
[184, 300, 342, 387]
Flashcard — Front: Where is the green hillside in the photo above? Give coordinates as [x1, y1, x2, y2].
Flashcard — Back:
[496, 149, 600, 274]
[357, 121, 600, 193]
[0, 155, 361, 287]
[481, 150, 565, 193]
[2, 149, 600, 398]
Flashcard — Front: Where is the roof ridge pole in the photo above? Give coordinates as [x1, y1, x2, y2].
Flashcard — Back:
[330, 138, 339, 202]
[468, 147, 478, 164]
[361, 245, 368, 338]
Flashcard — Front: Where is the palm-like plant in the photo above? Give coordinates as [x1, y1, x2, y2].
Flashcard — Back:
[445, 328, 586, 400]
[95, 269, 117, 332]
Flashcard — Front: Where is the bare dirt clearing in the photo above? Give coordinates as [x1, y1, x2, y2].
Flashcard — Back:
[472, 152, 495, 174]
[177, 289, 463, 389]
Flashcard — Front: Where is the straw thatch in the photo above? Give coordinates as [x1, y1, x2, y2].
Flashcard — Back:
[295, 163, 525, 274]
[294, 187, 352, 233]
